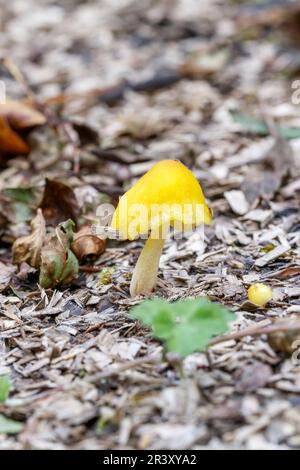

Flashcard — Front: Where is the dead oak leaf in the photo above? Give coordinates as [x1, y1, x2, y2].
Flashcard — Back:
[12, 209, 46, 268]
[39, 179, 80, 226]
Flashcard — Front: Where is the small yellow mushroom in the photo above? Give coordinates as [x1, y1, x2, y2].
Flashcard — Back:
[111, 160, 212, 296]
[248, 283, 273, 307]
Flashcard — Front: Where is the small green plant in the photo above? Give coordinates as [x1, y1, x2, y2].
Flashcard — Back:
[0, 415, 23, 435]
[0, 375, 11, 402]
[0, 376, 23, 435]
[97, 267, 115, 286]
[130, 298, 235, 357]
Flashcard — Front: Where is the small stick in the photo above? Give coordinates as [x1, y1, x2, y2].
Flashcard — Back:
[79, 265, 103, 273]
[210, 319, 300, 346]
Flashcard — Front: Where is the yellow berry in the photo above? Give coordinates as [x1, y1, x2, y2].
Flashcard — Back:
[248, 283, 272, 307]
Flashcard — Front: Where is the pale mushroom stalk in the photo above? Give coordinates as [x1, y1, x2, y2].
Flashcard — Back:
[111, 160, 212, 297]
[130, 233, 165, 297]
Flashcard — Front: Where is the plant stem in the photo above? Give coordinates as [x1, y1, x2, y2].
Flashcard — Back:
[130, 235, 165, 296]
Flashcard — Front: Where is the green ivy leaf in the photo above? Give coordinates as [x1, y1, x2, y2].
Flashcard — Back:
[0, 376, 11, 402]
[0, 414, 23, 435]
[130, 298, 236, 357]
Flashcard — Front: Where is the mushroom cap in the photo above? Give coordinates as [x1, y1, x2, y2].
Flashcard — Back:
[111, 159, 212, 240]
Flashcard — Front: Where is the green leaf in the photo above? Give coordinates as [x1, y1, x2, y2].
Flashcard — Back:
[0, 414, 23, 435]
[130, 298, 236, 357]
[4, 187, 36, 204]
[4, 187, 38, 223]
[0, 376, 11, 402]
[230, 110, 300, 140]
[97, 267, 115, 286]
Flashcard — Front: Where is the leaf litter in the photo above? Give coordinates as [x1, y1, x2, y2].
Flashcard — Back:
[0, 0, 300, 451]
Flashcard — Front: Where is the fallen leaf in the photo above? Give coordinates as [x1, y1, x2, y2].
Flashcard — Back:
[267, 265, 300, 279]
[39, 179, 80, 226]
[2, 186, 39, 224]
[39, 219, 79, 288]
[268, 315, 300, 355]
[0, 100, 46, 156]
[12, 209, 46, 268]
[71, 225, 106, 262]
[0, 99, 46, 129]
[231, 110, 300, 140]
[0, 415, 23, 435]
[0, 116, 29, 154]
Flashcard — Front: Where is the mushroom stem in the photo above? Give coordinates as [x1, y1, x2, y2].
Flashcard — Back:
[130, 235, 165, 296]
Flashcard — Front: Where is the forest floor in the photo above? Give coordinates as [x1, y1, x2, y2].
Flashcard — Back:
[1, 0, 300, 450]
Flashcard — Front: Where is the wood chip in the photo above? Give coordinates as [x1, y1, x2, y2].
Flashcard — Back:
[255, 245, 291, 267]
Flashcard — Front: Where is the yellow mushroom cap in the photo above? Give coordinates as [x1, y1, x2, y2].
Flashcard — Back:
[111, 159, 212, 240]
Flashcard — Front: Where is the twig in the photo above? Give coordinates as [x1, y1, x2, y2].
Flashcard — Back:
[79, 265, 103, 273]
[210, 319, 300, 346]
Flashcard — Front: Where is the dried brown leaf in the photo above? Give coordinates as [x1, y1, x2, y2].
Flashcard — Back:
[268, 315, 300, 355]
[39, 179, 80, 226]
[0, 262, 16, 291]
[0, 116, 29, 154]
[0, 99, 46, 129]
[12, 209, 46, 268]
[71, 225, 106, 262]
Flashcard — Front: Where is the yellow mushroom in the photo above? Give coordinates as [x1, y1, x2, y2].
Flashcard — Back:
[111, 160, 212, 297]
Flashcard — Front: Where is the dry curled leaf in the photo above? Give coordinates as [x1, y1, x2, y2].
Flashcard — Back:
[0, 262, 16, 292]
[0, 99, 46, 155]
[268, 315, 300, 355]
[12, 209, 46, 268]
[39, 219, 79, 289]
[71, 225, 106, 262]
[0, 99, 46, 129]
[0, 116, 29, 154]
[39, 179, 80, 226]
